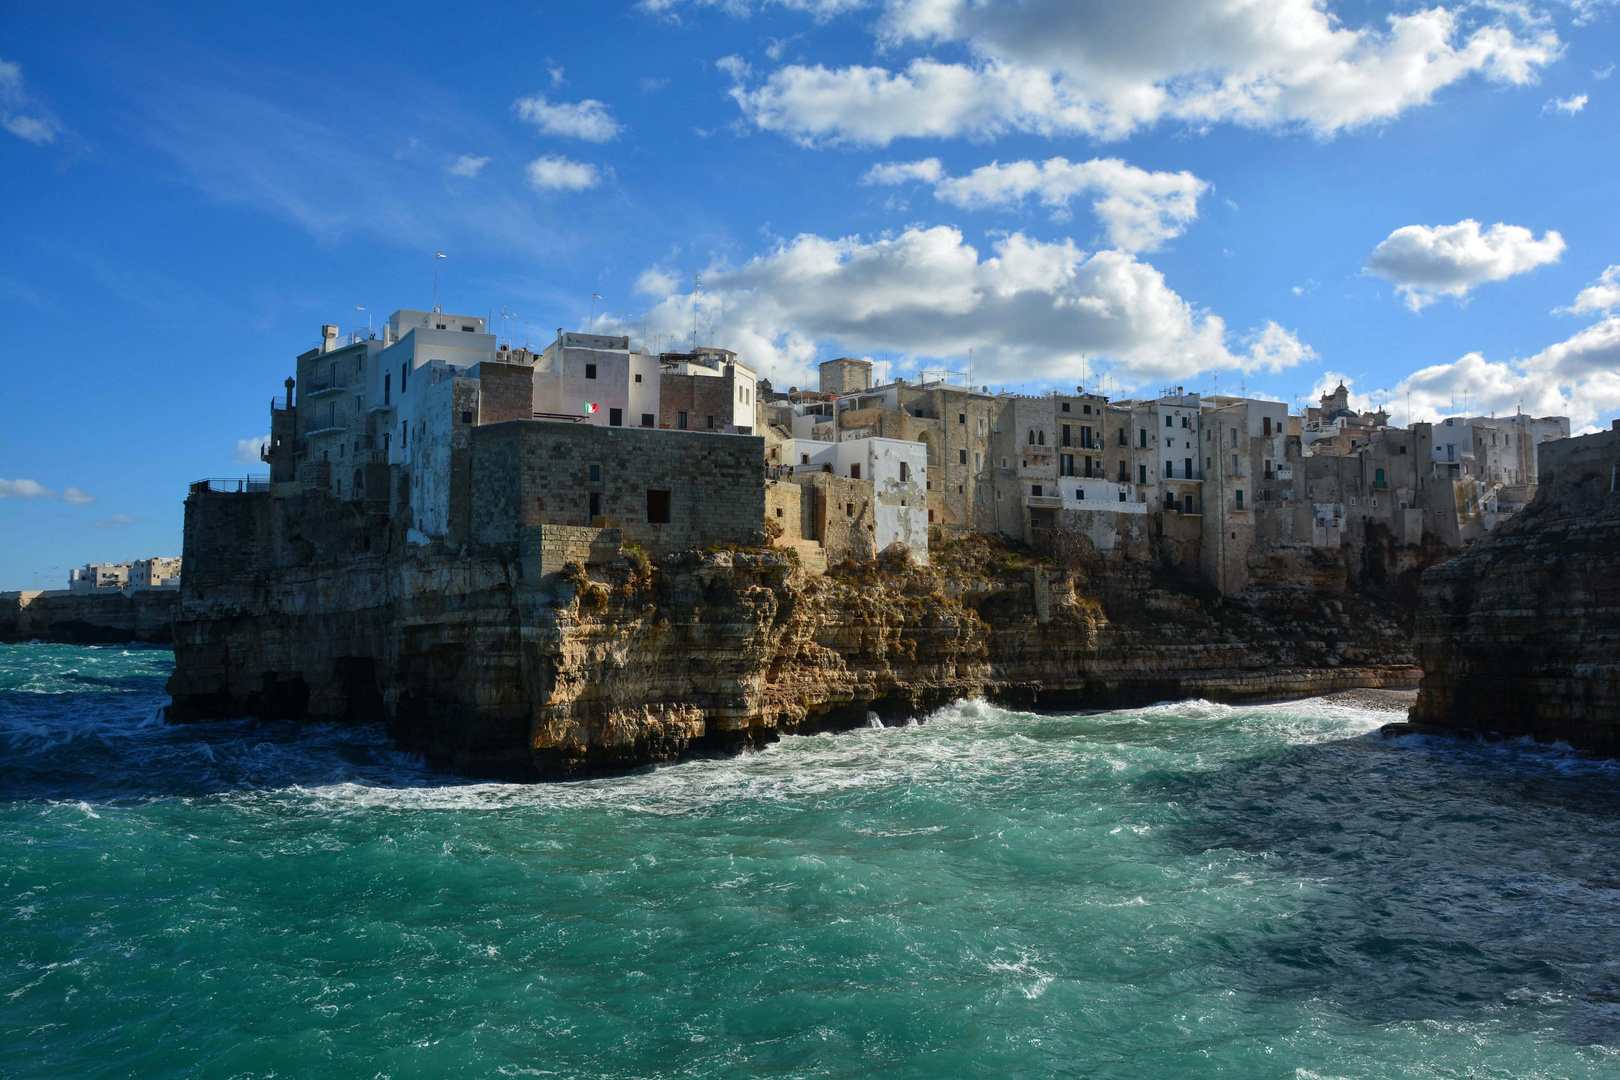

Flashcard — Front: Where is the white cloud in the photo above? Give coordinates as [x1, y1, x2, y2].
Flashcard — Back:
[1392, 317, 1620, 430]
[525, 155, 602, 192]
[1546, 93, 1588, 114]
[1596, 64, 1615, 80]
[635, 265, 681, 296]
[0, 478, 54, 499]
[716, 55, 753, 81]
[723, 2, 1559, 144]
[95, 514, 143, 530]
[233, 436, 268, 466]
[867, 156, 1206, 252]
[0, 58, 62, 145]
[1560, 264, 1620, 315]
[548, 63, 566, 87]
[448, 154, 489, 177]
[61, 487, 95, 505]
[514, 94, 622, 142]
[1365, 219, 1565, 311]
[626, 225, 1313, 389]
[862, 158, 944, 186]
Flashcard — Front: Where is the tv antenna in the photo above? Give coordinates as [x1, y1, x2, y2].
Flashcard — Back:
[590, 293, 602, 333]
[692, 273, 702, 350]
[432, 252, 446, 313]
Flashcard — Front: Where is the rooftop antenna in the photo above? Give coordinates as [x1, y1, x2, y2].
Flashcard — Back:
[590, 292, 602, 333]
[354, 305, 370, 339]
[432, 252, 446, 313]
[692, 273, 701, 351]
[967, 346, 973, 388]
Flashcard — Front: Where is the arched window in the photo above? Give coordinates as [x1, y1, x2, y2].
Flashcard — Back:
[1037, 430, 1045, 446]
[1028, 430, 1035, 445]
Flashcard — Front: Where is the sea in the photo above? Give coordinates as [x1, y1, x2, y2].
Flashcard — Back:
[3, 642, 1619, 1079]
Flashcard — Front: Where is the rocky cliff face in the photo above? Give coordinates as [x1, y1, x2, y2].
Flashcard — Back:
[1407, 442, 1620, 750]
[166, 490, 1419, 779]
[1, 589, 178, 644]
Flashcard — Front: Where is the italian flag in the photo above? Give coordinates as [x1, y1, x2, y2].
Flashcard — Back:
[586, 403, 599, 414]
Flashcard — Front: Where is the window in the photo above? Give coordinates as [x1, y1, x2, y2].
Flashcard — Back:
[1399, 446, 1407, 455]
[1075, 488, 1084, 501]
[1263, 416, 1272, 437]
[1184, 494, 1194, 513]
[1166, 415, 1174, 427]
[929, 509, 935, 522]
[609, 408, 623, 427]
[383, 432, 390, 455]
[1028, 430, 1036, 445]
[846, 502, 854, 517]
[1062, 424, 1072, 447]
[585, 364, 597, 379]
[401, 362, 408, 393]
[436, 323, 446, 330]
[1031, 485, 1043, 497]
[1165, 492, 1176, 510]
[678, 411, 688, 429]
[899, 462, 910, 481]
[634, 373, 642, 383]
[1084, 404, 1092, 415]
[589, 465, 601, 482]
[1085, 456, 1095, 478]
[1118, 428, 1127, 446]
[958, 413, 966, 424]
[707, 415, 714, 429]
[1185, 458, 1193, 478]
[329, 401, 336, 427]
[977, 489, 984, 505]
[641, 414, 655, 428]
[801, 454, 809, 465]
[958, 449, 967, 465]
[1235, 489, 1245, 510]
[1061, 402, 1070, 413]
[330, 362, 338, 384]
[384, 372, 391, 405]
[1181, 416, 1189, 428]
[1139, 464, 1147, 484]
[589, 492, 602, 520]
[850, 464, 861, 480]
[1061, 454, 1074, 476]
[401, 421, 408, 448]
[647, 489, 671, 524]
[1139, 428, 1148, 448]
[974, 453, 981, 470]
[978, 419, 985, 436]
[461, 410, 473, 424]
[1002, 457, 1008, 468]
[1118, 461, 1127, 481]
[461, 325, 474, 332]
[1231, 429, 1238, 447]
[1037, 430, 1045, 446]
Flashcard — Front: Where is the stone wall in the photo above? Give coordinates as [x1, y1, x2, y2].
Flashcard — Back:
[660, 370, 743, 432]
[471, 420, 767, 557]
[475, 360, 535, 424]
[799, 472, 876, 564]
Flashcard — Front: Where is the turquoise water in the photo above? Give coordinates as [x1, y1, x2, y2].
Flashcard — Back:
[4, 644, 1619, 1078]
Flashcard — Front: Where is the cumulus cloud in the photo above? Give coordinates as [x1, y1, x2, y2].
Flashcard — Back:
[448, 154, 489, 177]
[1365, 219, 1565, 311]
[233, 436, 268, 466]
[1560, 264, 1620, 315]
[626, 225, 1313, 389]
[61, 487, 95, 505]
[95, 514, 144, 530]
[0, 58, 63, 145]
[1546, 93, 1588, 114]
[722, 1, 1559, 144]
[866, 155, 1206, 252]
[514, 93, 622, 142]
[525, 155, 602, 192]
[1391, 316, 1620, 430]
[0, 478, 54, 499]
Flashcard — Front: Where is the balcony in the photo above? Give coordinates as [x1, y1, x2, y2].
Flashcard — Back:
[302, 381, 348, 399]
[190, 476, 271, 495]
[1024, 494, 1063, 509]
[1274, 466, 1294, 481]
[1162, 469, 1205, 481]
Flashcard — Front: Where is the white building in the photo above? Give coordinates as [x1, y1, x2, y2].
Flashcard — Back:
[536, 332, 662, 429]
[778, 435, 930, 563]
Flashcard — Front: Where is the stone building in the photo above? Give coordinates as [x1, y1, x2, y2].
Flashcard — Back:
[658, 347, 757, 434]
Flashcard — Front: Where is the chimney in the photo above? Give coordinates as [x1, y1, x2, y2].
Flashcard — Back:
[321, 324, 339, 353]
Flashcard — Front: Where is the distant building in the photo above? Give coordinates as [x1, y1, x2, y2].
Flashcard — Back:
[68, 558, 180, 591]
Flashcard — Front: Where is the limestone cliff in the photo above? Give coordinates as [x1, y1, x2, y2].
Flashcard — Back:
[166, 489, 1418, 778]
[1406, 430, 1620, 750]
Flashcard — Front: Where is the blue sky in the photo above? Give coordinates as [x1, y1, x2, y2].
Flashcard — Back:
[3, 0, 1618, 589]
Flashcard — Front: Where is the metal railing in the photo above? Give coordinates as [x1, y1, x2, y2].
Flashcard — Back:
[190, 476, 271, 495]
